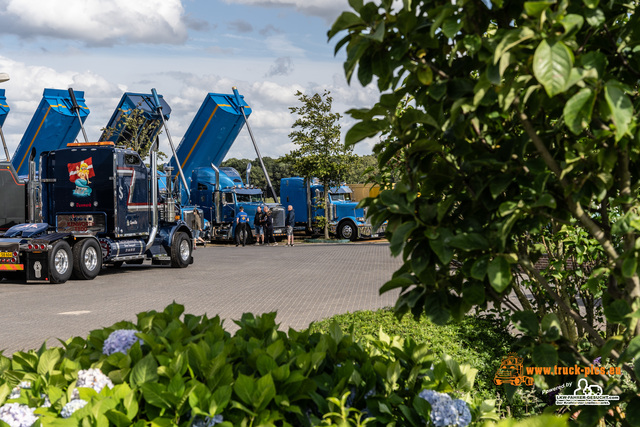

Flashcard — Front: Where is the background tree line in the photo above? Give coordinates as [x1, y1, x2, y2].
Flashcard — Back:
[221, 153, 378, 197]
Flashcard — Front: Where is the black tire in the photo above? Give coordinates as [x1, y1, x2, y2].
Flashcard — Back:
[72, 238, 102, 280]
[338, 221, 358, 241]
[48, 240, 73, 284]
[170, 232, 191, 268]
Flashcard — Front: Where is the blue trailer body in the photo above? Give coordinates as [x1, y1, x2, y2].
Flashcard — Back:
[167, 92, 251, 193]
[0, 89, 9, 128]
[99, 92, 171, 146]
[12, 89, 89, 176]
[280, 177, 385, 240]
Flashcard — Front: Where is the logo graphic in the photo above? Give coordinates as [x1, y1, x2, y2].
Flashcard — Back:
[494, 353, 534, 386]
[555, 378, 620, 406]
[68, 158, 95, 197]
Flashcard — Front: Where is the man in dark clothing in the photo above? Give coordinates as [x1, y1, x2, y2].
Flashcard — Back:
[254, 206, 264, 245]
[235, 206, 250, 247]
[264, 207, 277, 246]
[285, 205, 295, 246]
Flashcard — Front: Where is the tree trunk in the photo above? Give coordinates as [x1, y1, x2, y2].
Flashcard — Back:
[324, 183, 330, 240]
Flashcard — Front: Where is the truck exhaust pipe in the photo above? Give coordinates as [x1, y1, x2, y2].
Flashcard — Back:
[246, 162, 251, 186]
[151, 88, 190, 203]
[28, 148, 37, 223]
[145, 137, 159, 251]
[211, 163, 221, 224]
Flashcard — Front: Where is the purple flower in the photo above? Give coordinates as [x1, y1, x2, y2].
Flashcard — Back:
[103, 329, 143, 355]
[418, 389, 472, 427]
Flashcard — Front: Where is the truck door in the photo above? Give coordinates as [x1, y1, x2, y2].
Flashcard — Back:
[115, 153, 150, 236]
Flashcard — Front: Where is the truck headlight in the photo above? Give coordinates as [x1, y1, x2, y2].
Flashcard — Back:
[356, 217, 365, 223]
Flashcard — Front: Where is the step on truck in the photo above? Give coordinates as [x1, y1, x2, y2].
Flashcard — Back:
[280, 177, 386, 241]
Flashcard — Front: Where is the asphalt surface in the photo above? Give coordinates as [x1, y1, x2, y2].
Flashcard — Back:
[0, 241, 401, 355]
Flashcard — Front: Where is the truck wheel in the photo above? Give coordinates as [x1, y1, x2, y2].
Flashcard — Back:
[171, 232, 191, 268]
[338, 221, 358, 241]
[72, 239, 102, 280]
[49, 240, 73, 284]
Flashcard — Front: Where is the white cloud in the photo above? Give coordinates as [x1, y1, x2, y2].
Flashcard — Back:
[222, 0, 349, 23]
[0, 0, 188, 46]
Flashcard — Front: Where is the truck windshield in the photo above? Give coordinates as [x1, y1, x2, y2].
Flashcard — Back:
[236, 193, 264, 203]
[330, 193, 351, 202]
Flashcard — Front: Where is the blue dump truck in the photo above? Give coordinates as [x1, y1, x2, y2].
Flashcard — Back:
[167, 91, 285, 243]
[280, 177, 386, 241]
[0, 90, 193, 284]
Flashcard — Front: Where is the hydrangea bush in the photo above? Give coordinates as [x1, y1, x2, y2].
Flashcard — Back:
[0, 303, 557, 426]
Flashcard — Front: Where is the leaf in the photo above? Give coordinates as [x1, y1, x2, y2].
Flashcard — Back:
[328, 12, 364, 38]
[233, 374, 254, 406]
[390, 221, 417, 256]
[563, 88, 595, 134]
[345, 119, 389, 146]
[524, 1, 554, 17]
[487, 257, 511, 292]
[512, 311, 540, 336]
[105, 410, 132, 427]
[604, 299, 632, 323]
[470, 256, 490, 280]
[533, 40, 574, 97]
[447, 233, 489, 251]
[254, 374, 276, 411]
[605, 80, 633, 141]
[140, 383, 172, 410]
[622, 255, 638, 279]
[37, 349, 61, 377]
[442, 18, 463, 38]
[541, 313, 562, 341]
[130, 354, 158, 387]
[493, 28, 535, 65]
[532, 343, 558, 367]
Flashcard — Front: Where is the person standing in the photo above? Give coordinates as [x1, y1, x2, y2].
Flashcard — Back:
[235, 206, 250, 247]
[264, 207, 277, 246]
[254, 206, 264, 245]
[285, 205, 295, 246]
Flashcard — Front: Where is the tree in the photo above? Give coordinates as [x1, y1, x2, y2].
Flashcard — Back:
[101, 107, 167, 164]
[330, 0, 640, 422]
[284, 90, 356, 239]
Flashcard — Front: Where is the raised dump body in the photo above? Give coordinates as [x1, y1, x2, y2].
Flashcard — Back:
[0, 89, 8, 133]
[99, 92, 171, 146]
[12, 89, 89, 176]
[167, 92, 251, 192]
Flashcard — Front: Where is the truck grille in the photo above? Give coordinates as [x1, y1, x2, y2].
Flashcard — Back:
[271, 207, 285, 228]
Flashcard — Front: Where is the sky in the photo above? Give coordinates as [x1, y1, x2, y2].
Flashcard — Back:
[0, 0, 381, 163]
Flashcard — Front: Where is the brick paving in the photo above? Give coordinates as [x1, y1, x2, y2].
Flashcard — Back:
[0, 241, 401, 354]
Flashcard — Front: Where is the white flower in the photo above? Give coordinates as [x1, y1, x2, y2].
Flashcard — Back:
[191, 414, 224, 426]
[0, 403, 38, 427]
[60, 400, 88, 418]
[8, 382, 32, 400]
[418, 389, 471, 427]
[103, 329, 143, 355]
[71, 368, 114, 400]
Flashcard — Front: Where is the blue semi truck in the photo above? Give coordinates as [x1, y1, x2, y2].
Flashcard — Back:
[0, 90, 193, 283]
[166, 90, 285, 243]
[280, 177, 385, 241]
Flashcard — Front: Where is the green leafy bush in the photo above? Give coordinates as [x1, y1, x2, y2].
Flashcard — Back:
[0, 303, 504, 426]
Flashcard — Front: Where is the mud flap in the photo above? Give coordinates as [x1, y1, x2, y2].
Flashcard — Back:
[26, 252, 50, 283]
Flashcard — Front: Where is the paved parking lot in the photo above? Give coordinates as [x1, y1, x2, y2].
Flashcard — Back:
[0, 241, 401, 354]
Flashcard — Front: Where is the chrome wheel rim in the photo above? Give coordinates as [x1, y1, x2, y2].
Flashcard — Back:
[179, 239, 190, 261]
[84, 246, 98, 271]
[342, 225, 353, 239]
[54, 249, 69, 274]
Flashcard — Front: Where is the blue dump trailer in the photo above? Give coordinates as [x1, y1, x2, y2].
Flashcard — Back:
[12, 89, 89, 176]
[99, 92, 170, 147]
[280, 177, 386, 241]
[166, 91, 285, 243]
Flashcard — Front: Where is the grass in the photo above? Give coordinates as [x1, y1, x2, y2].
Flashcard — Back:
[309, 308, 521, 412]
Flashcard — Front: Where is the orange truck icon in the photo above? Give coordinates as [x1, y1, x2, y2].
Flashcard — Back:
[494, 354, 534, 386]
